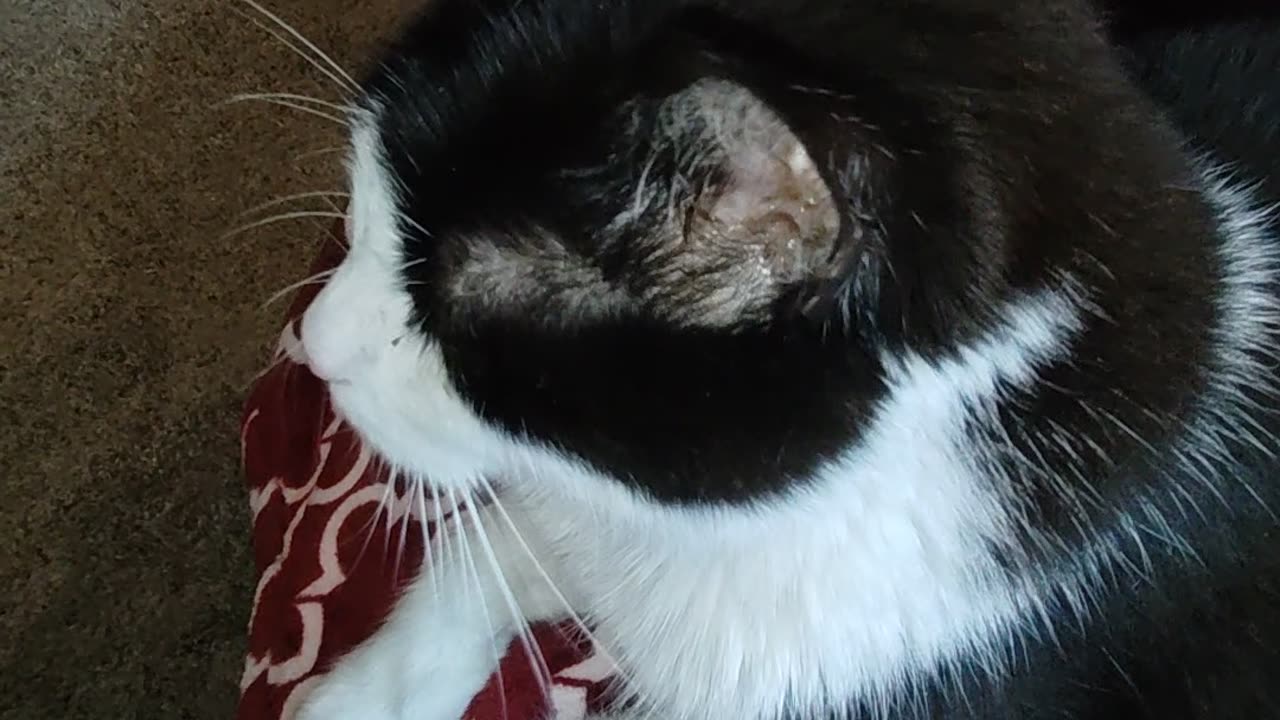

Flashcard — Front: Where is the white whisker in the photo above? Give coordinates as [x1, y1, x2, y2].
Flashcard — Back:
[453, 489, 511, 720]
[239, 190, 350, 220]
[476, 477, 603, 646]
[315, 195, 351, 249]
[243, 348, 293, 390]
[232, 8, 356, 96]
[430, 479, 455, 607]
[395, 210, 434, 240]
[411, 479, 436, 601]
[446, 486, 469, 604]
[436, 485, 460, 606]
[351, 473, 397, 573]
[394, 257, 431, 276]
[391, 475, 415, 584]
[227, 92, 354, 115]
[237, 0, 359, 92]
[378, 464, 400, 565]
[221, 210, 348, 240]
[262, 268, 336, 309]
[473, 476, 645, 702]
[294, 146, 347, 164]
[316, 194, 348, 218]
[465, 491, 555, 695]
[220, 94, 349, 125]
[475, 475, 641, 697]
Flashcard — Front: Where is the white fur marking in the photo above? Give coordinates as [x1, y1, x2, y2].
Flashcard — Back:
[496, 287, 1082, 720]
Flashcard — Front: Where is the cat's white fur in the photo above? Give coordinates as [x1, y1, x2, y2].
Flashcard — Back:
[294, 111, 1279, 720]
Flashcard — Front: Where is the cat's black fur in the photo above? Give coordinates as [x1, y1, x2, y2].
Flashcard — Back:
[1006, 22, 1280, 719]
[1103, 1, 1280, 41]
[356, 1, 1280, 717]
[1123, 22, 1280, 205]
[372, 0, 1211, 505]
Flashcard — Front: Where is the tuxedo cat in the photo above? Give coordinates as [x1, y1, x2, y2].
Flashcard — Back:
[293, 1, 1280, 718]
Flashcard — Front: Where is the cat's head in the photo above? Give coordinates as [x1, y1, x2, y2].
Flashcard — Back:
[299, 0, 1136, 503]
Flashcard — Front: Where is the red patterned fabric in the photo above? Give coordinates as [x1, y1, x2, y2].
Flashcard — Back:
[237, 225, 615, 720]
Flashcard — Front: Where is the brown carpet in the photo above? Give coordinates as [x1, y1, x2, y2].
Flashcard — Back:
[0, 2, 404, 717]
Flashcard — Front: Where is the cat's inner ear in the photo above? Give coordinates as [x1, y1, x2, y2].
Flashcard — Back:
[698, 123, 839, 272]
[639, 79, 843, 327]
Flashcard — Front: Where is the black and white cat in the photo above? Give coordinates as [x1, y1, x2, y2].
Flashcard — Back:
[293, 1, 1280, 718]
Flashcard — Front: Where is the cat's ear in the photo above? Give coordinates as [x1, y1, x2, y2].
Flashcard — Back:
[693, 110, 841, 280]
[638, 78, 872, 327]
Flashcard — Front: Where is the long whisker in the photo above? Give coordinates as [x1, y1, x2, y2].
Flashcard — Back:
[418, 479, 442, 608]
[391, 474, 414, 584]
[239, 190, 350, 219]
[476, 475, 638, 688]
[262, 268, 336, 309]
[244, 348, 292, 390]
[242, 317, 307, 390]
[445, 486, 469, 604]
[236, 197, 348, 251]
[350, 471, 398, 572]
[442, 489, 460, 603]
[218, 94, 349, 125]
[396, 257, 431, 273]
[315, 196, 352, 250]
[316, 194, 347, 215]
[221, 210, 347, 241]
[452, 489, 511, 720]
[226, 92, 353, 115]
[377, 463, 402, 570]
[430, 481, 450, 604]
[294, 146, 347, 164]
[465, 491, 555, 695]
[232, 9, 354, 97]
[476, 477, 593, 636]
[236, 0, 359, 93]
[395, 210, 434, 240]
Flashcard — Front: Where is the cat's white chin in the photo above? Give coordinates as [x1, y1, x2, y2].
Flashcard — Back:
[322, 342, 512, 491]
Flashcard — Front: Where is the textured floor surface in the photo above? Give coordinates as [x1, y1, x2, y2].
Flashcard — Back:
[0, 2, 405, 717]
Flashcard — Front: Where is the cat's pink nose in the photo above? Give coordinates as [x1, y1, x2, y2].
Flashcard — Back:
[300, 284, 381, 383]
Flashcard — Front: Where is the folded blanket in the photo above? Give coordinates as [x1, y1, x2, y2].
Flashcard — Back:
[237, 225, 613, 720]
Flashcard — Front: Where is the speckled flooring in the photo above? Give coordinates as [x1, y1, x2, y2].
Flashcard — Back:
[0, 2, 401, 716]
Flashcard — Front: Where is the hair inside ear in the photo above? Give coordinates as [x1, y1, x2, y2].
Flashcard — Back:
[639, 79, 843, 324]
[585, 69, 873, 329]
[697, 125, 840, 282]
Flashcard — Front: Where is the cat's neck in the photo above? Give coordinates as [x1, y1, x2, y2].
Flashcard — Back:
[498, 160, 1280, 720]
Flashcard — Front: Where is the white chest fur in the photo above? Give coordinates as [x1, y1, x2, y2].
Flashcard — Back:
[498, 286, 1084, 720]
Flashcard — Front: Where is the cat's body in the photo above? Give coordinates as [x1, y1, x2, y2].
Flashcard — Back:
[292, 1, 1280, 718]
